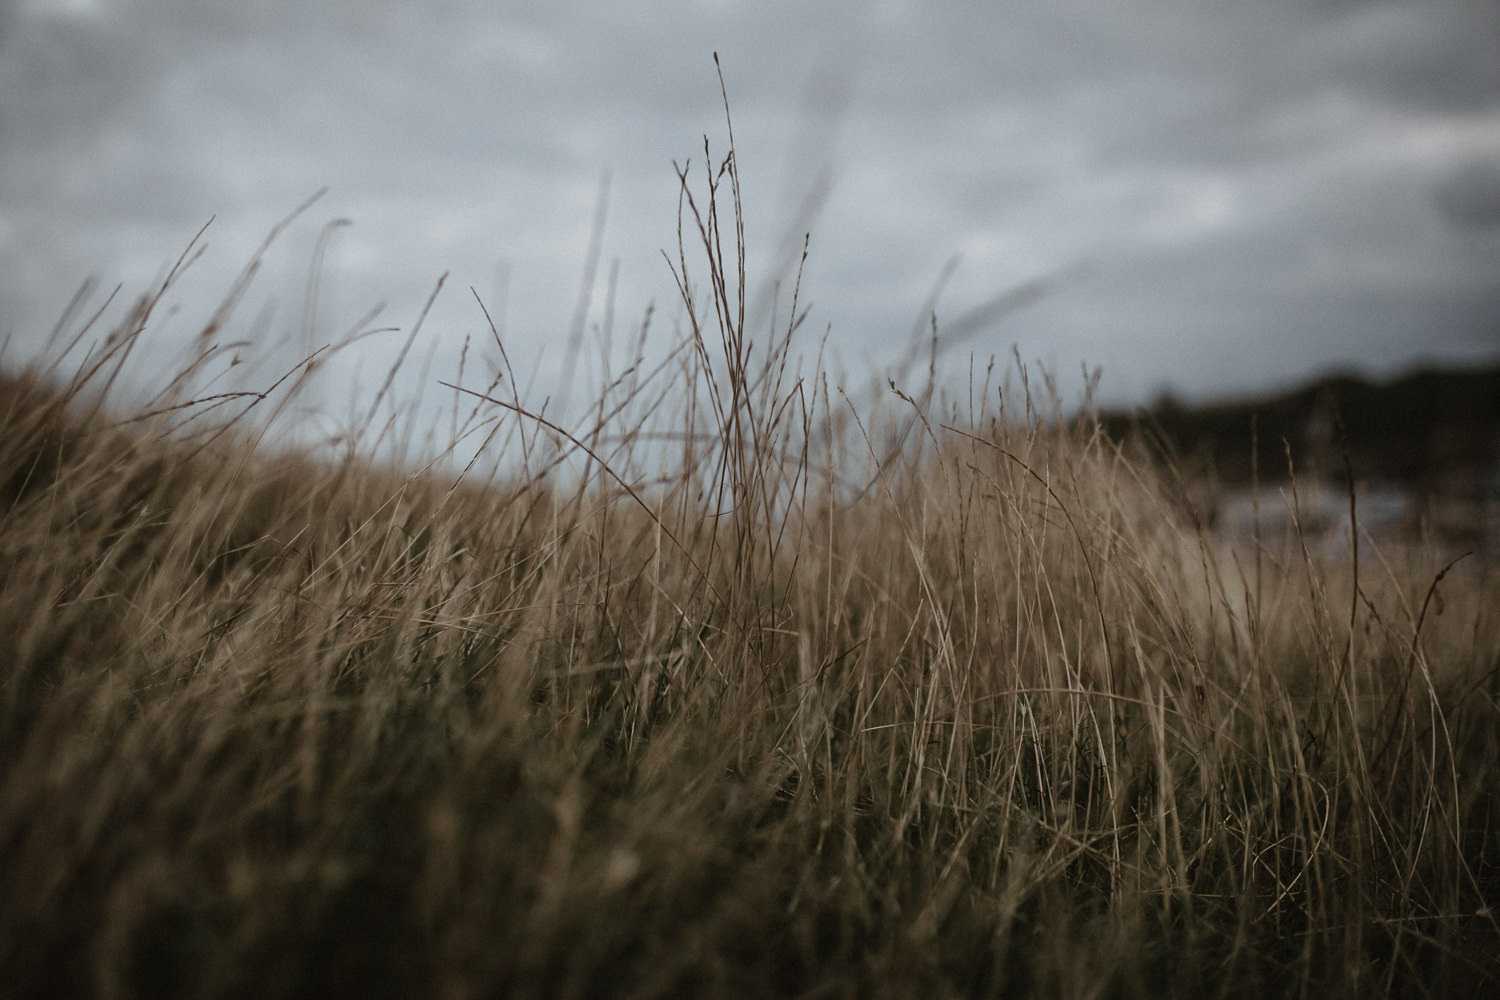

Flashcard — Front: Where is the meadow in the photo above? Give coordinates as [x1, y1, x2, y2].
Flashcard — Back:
[2, 110, 1497, 999]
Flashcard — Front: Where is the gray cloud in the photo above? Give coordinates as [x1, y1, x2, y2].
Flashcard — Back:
[1434, 159, 1500, 230]
[1, 0, 1496, 428]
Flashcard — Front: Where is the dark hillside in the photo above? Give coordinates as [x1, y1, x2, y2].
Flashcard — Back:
[1098, 363, 1500, 551]
[1099, 362, 1500, 495]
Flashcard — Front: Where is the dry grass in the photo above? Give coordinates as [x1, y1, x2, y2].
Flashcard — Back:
[2, 100, 1498, 1000]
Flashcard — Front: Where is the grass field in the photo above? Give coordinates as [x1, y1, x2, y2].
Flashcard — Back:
[3, 112, 1498, 999]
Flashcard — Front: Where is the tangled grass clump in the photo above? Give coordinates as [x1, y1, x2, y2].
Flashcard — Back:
[1, 94, 1497, 1000]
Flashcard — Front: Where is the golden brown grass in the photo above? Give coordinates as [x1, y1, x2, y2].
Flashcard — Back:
[2, 98, 1497, 1000]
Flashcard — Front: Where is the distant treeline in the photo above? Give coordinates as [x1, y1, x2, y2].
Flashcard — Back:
[1098, 362, 1500, 498]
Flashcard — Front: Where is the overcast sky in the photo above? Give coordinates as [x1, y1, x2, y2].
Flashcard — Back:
[2, 0, 1498, 442]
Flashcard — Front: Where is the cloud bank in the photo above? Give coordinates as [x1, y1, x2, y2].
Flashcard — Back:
[2, 0, 1496, 430]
